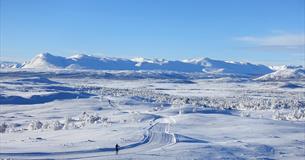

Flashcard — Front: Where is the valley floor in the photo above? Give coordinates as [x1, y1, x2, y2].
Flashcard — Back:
[0, 70, 304, 159]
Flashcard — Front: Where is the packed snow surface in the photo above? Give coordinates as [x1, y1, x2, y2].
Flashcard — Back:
[0, 69, 304, 159]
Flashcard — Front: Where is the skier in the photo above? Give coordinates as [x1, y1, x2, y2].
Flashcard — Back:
[115, 144, 119, 154]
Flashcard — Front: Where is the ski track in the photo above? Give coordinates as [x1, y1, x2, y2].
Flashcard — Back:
[0, 118, 177, 159]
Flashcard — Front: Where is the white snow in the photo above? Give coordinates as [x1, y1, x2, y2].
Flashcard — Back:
[20, 53, 274, 75]
[0, 61, 21, 69]
[255, 67, 305, 81]
[183, 57, 272, 75]
[0, 69, 304, 159]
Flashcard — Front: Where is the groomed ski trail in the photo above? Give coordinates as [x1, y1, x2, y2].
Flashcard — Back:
[0, 119, 176, 159]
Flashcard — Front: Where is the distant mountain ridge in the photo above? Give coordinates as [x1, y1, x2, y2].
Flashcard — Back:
[0, 61, 22, 69]
[255, 67, 305, 81]
[20, 53, 275, 75]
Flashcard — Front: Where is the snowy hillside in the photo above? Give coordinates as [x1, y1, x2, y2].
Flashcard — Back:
[183, 57, 272, 75]
[268, 65, 303, 71]
[255, 67, 305, 81]
[22, 53, 273, 75]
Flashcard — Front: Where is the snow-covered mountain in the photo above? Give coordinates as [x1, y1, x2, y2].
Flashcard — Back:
[22, 53, 273, 75]
[22, 53, 203, 72]
[0, 61, 22, 69]
[268, 65, 303, 71]
[255, 67, 305, 81]
[183, 58, 272, 75]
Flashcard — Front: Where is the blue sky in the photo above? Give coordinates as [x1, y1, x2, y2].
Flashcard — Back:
[0, 0, 304, 65]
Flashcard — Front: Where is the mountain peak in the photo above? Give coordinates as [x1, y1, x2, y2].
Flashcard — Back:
[37, 52, 53, 58]
[23, 52, 67, 69]
[68, 54, 92, 60]
[182, 57, 211, 63]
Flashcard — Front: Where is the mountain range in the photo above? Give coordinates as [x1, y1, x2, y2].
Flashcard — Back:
[1, 53, 304, 79]
[15, 53, 274, 75]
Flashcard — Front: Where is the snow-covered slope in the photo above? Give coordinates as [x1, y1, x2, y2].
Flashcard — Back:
[183, 58, 272, 75]
[268, 65, 303, 71]
[22, 53, 273, 75]
[22, 53, 72, 69]
[0, 61, 22, 69]
[23, 53, 139, 70]
[22, 53, 203, 72]
[255, 67, 305, 81]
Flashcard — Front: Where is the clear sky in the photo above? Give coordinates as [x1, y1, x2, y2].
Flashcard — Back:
[0, 0, 304, 65]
